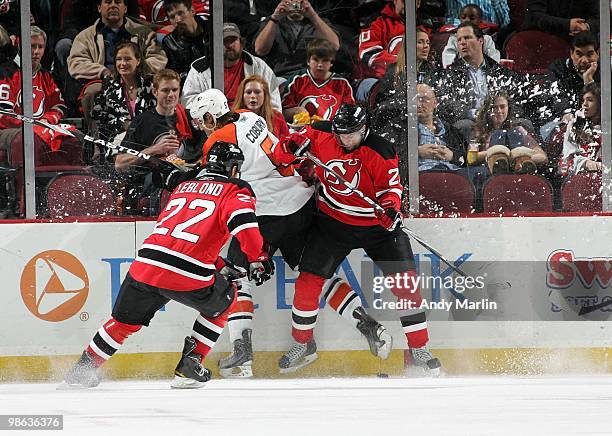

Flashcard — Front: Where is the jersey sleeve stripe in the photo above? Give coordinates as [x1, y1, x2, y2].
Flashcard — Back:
[230, 222, 259, 236]
[375, 188, 403, 198]
[228, 208, 256, 222]
[228, 212, 258, 234]
[360, 45, 383, 61]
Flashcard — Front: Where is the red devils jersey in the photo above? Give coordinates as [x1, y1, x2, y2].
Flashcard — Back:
[139, 0, 209, 24]
[282, 70, 354, 121]
[130, 173, 265, 291]
[0, 64, 66, 129]
[276, 121, 403, 227]
[358, 3, 405, 78]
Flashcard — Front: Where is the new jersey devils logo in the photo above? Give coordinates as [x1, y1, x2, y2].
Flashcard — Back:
[300, 94, 338, 120]
[324, 159, 362, 195]
[151, 0, 166, 23]
[16, 85, 45, 118]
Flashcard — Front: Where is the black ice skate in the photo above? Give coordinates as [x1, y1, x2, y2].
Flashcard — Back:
[171, 337, 212, 389]
[58, 350, 101, 390]
[354, 307, 393, 359]
[278, 339, 318, 374]
[218, 328, 253, 378]
[410, 346, 441, 377]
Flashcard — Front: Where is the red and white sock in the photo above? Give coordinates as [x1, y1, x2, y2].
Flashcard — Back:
[388, 270, 430, 348]
[291, 272, 325, 343]
[87, 318, 142, 366]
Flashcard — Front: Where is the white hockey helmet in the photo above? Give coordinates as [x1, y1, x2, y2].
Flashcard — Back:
[189, 88, 230, 125]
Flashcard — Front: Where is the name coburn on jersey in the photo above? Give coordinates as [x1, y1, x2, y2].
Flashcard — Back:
[245, 118, 267, 144]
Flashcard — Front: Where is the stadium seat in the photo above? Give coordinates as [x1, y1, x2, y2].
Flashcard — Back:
[419, 171, 475, 213]
[483, 174, 553, 213]
[46, 173, 116, 218]
[561, 172, 602, 212]
[504, 31, 570, 74]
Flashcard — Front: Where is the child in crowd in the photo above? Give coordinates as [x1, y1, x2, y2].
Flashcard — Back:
[282, 38, 354, 124]
[442, 4, 500, 68]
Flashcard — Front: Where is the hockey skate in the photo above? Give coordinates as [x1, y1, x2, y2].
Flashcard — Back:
[218, 328, 253, 378]
[409, 346, 441, 377]
[354, 307, 393, 359]
[278, 339, 318, 374]
[58, 351, 101, 390]
[171, 337, 212, 389]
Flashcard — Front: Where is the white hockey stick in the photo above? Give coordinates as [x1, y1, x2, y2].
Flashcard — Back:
[0, 108, 183, 171]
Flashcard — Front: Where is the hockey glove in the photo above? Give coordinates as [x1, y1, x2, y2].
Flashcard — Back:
[219, 258, 247, 282]
[375, 207, 402, 232]
[280, 133, 311, 157]
[248, 256, 274, 286]
[296, 159, 317, 186]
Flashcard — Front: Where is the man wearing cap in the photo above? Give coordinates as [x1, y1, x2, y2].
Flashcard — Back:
[182, 22, 282, 110]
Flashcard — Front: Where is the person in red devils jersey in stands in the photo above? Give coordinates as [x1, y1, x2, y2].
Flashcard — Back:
[61, 141, 273, 390]
[274, 104, 442, 375]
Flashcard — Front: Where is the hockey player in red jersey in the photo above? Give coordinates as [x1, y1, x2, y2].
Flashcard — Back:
[274, 104, 442, 375]
[187, 89, 392, 377]
[61, 141, 272, 389]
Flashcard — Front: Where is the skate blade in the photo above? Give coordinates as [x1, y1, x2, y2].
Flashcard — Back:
[219, 363, 253, 378]
[170, 375, 207, 389]
[405, 363, 442, 378]
[374, 330, 393, 360]
[279, 353, 318, 374]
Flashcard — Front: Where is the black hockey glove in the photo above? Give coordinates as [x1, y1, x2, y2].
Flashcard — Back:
[219, 258, 247, 283]
[248, 255, 275, 286]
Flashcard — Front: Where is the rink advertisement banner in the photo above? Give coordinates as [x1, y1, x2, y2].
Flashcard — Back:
[2, 216, 612, 357]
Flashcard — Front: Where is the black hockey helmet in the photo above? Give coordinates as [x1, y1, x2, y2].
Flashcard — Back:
[332, 104, 368, 135]
[205, 140, 245, 177]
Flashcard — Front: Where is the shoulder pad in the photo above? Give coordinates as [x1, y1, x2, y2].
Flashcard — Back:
[363, 131, 397, 160]
[190, 56, 210, 73]
[311, 120, 333, 133]
[199, 174, 256, 197]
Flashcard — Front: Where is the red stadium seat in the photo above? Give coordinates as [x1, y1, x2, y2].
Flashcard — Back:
[419, 172, 475, 213]
[483, 174, 553, 213]
[561, 172, 602, 212]
[504, 31, 570, 74]
[46, 173, 116, 218]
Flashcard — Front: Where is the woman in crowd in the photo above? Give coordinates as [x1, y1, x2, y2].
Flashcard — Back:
[233, 75, 289, 139]
[557, 83, 602, 175]
[90, 42, 156, 151]
[472, 92, 547, 175]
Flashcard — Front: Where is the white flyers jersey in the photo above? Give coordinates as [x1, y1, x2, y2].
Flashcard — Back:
[202, 110, 313, 216]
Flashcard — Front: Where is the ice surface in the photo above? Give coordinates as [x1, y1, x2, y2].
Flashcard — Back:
[2, 376, 612, 435]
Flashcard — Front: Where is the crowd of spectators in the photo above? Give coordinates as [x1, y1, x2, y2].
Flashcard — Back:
[0, 0, 606, 217]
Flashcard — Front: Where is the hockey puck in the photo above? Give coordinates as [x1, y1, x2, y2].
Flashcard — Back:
[377, 372, 389, 378]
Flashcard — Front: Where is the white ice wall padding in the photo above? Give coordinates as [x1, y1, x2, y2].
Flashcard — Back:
[2, 216, 612, 357]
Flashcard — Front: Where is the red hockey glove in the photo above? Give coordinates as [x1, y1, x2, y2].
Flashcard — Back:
[375, 207, 402, 231]
[280, 133, 311, 157]
[296, 159, 317, 186]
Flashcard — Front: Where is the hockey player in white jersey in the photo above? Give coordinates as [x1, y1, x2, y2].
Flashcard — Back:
[188, 89, 392, 375]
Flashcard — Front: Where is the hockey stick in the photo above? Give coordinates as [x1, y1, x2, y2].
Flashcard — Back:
[302, 149, 475, 279]
[0, 108, 183, 171]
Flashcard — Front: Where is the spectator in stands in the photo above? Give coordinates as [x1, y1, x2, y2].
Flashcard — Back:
[233, 75, 289, 139]
[416, 84, 466, 172]
[115, 69, 204, 215]
[160, 0, 211, 83]
[557, 83, 601, 175]
[445, 1, 510, 28]
[0, 26, 83, 167]
[436, 22, 530, 141]
[442, 4, 501, 68]
[90, 42, 156, 148]
[140, 0, 209, 25]
[358, 0, 405, 79]
[525, 0, 599, 38]
[282, 38, 354, 124]
[182, 22, 281, 110]
[55, 0, 139, 109]
[472, 92, 547, 174]
[67, 0, 167, 134]
[253, 0, 339, 79]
